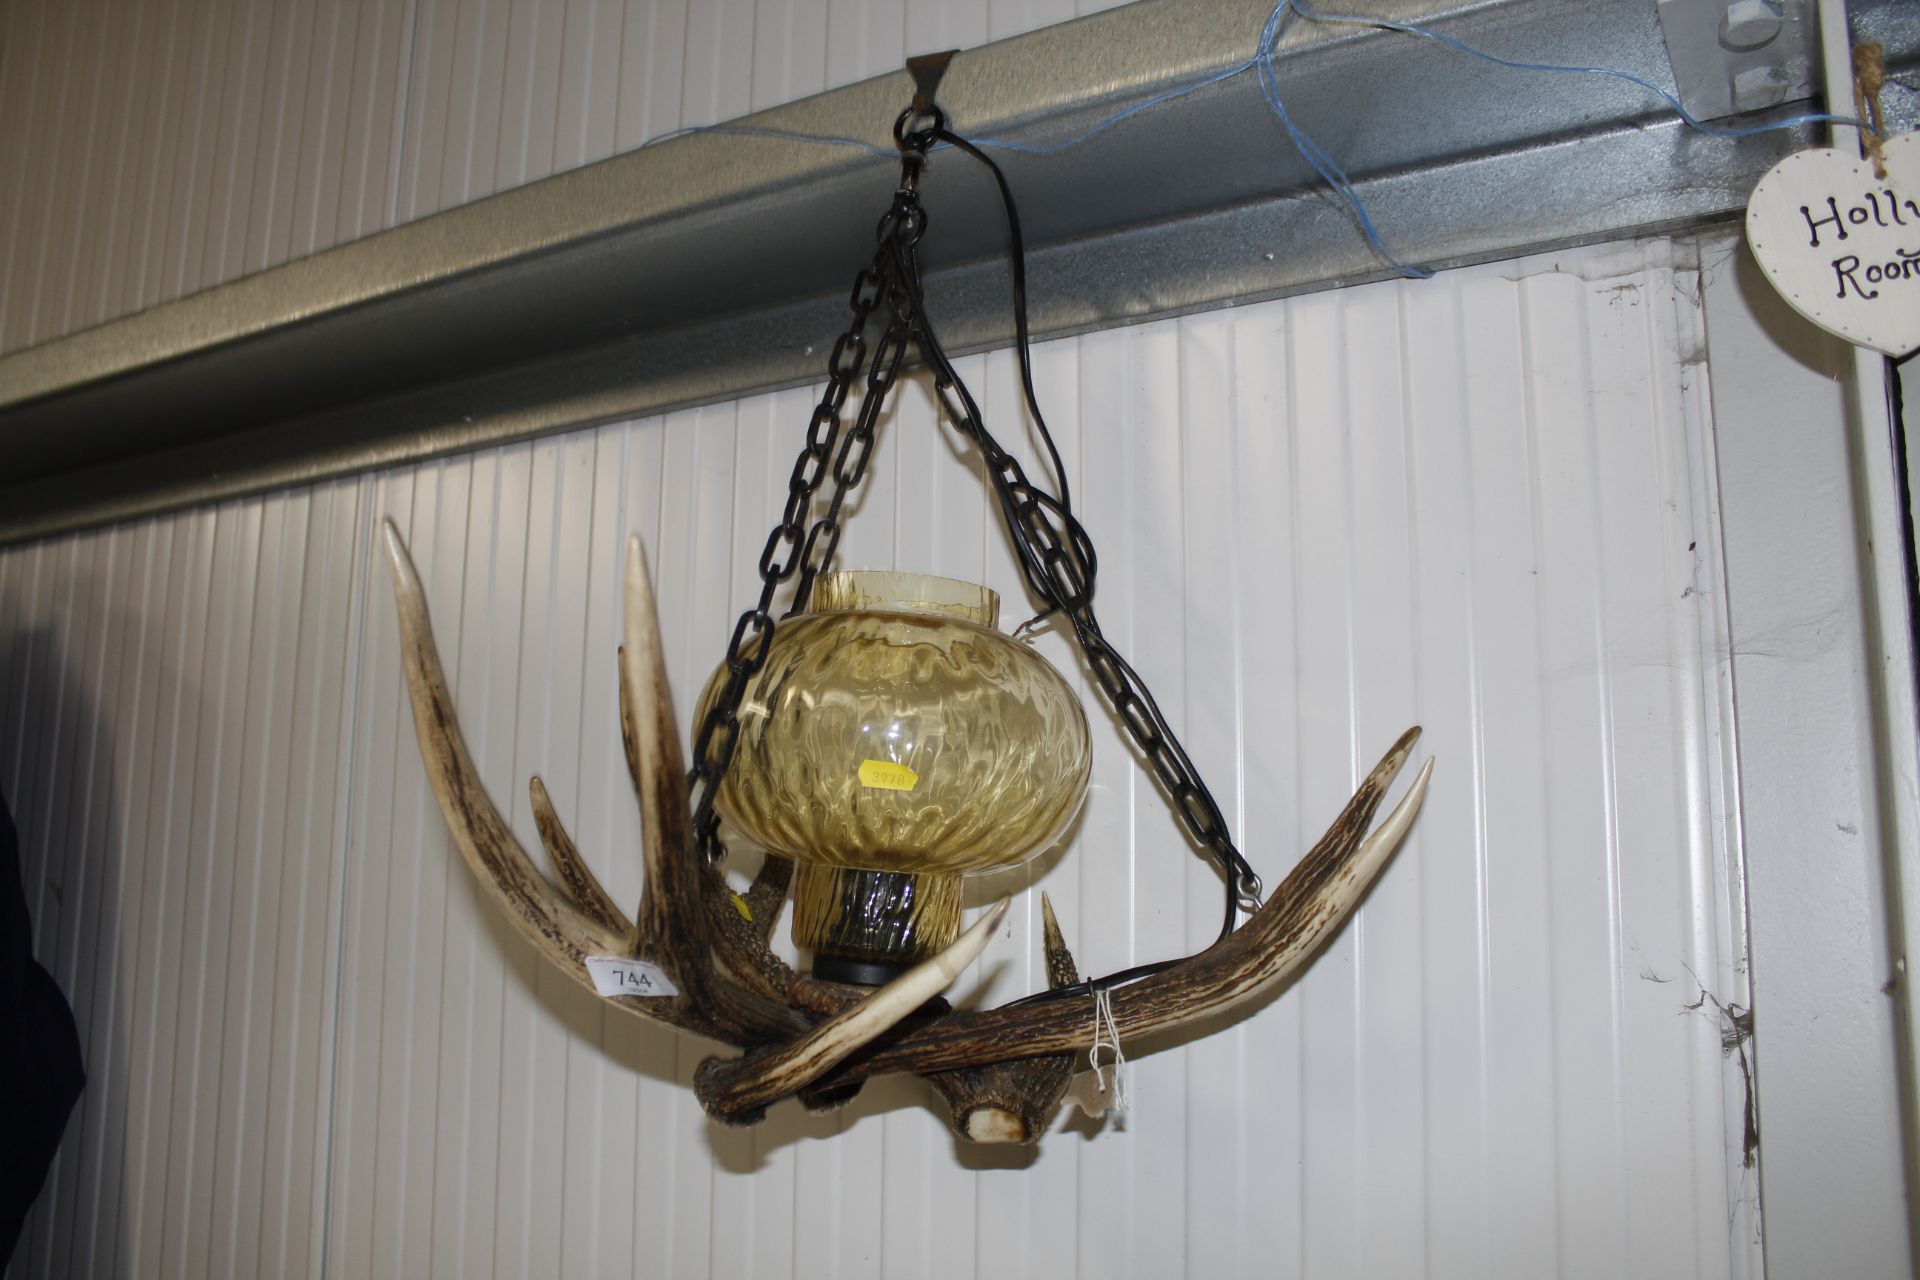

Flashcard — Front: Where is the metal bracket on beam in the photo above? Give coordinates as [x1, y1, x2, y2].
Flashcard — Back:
[1657, 0, 1819, 121]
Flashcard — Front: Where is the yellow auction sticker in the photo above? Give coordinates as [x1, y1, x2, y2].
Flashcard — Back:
[858, 759, 919, 791]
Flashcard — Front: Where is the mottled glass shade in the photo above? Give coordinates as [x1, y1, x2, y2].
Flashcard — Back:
[697, 571, 1090, 978]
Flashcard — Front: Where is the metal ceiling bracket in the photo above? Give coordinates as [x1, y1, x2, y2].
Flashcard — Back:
[907, 51, 960, 116]
[1658, 0, 1820, 120]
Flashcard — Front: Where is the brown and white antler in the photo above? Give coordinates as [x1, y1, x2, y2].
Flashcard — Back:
[383, 522, 979, 1059]
[383, 520, 1432, 1142]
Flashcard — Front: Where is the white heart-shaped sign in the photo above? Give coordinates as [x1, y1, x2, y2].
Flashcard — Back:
[1746, 131, 1920, 358]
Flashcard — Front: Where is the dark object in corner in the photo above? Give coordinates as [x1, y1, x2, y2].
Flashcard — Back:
[0, 787, 85, 1267]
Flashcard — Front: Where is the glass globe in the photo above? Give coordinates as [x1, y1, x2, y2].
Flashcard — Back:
[697, 571, 1090, 983]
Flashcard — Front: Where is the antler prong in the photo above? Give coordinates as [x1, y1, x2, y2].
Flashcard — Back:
[388, 519, 1433, 1141]
[529, 775, 633, 936]
[738, 854, 794, 947]
[618, 538, 799, 1004]
[383, 521, 671, 1005]
[925, 892, 1082, 1142]
[1039, 892, 1077, 990]
[694, 898, 1012, 1121]
[383, 520, 800, 1044]
[795, 732, 1432, 1089]
[620, 536, 705, 960]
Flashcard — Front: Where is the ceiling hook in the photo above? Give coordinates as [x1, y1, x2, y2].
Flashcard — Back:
[906, 49, 958, 118]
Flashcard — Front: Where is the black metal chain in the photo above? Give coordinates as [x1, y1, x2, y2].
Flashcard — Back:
[687, 177, 935, 862]
[687, 238, 900, 861]
[790, 209, 922, 612]
[889, 120, 1263, 1001]
[691, 102, 1263, 1000]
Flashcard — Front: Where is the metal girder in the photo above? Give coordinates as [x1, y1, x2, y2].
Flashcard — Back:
[1, 0, 1913, 543]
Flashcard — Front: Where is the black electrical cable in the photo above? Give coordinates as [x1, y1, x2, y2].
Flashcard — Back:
[1888, 356, 1920, 745]
[895, 118, 1264, 1001]
[931, 126, 1076, 522]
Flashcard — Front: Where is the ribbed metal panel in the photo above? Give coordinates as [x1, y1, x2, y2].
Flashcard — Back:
[0, 1, 1756, 1275]
[4, 236, 1754, 1277]
[0, 0, 412, 353]
[2, 483, 366, 1279]
[0, 0, 1136, 358]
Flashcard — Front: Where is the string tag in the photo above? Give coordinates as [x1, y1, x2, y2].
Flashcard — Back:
[1068, 983, 1129, 1120]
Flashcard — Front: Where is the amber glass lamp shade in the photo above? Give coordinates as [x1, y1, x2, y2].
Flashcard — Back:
[696, 571, 1090, 983]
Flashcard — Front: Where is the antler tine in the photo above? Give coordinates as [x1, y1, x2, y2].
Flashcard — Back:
[738, 855, 793, 948]
[382, 522, 652, 1000]
[383, 520, 800, 1045]
[529, 776, 632, 935]
[924, 893, 1083, 1143]
[770, 728, 1433, 1094]
[694, 899, 1012, 1123]
[389, 519, 1433, 1138]
[618, 537, 809, 1039]
[1039, 892, 1077, 990]
[619, 538, 800, 1007]
[620, 537, 707, 957]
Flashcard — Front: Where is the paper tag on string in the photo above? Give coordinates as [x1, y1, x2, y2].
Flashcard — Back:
[1067, 985, 1129, 1120]
[1067, 1068, 1114, 1119]
[1745, 132, 1920, 358]
[585, 956, 679, 999]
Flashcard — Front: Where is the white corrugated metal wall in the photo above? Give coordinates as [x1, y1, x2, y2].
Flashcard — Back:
[1, 3, 1762, 1277]
[0, 0, 1132, 357]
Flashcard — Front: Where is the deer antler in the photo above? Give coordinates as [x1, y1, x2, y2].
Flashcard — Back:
[383, 521, 991, 1069]
[695, 728, 1430, 1117]
[382, 520, 1432, 1141]
[923, 894, 1085, 1142]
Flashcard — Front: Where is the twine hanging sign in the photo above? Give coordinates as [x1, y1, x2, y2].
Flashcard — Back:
[1746, 45, 1917, 359]
[1746, 131, 1920, 358]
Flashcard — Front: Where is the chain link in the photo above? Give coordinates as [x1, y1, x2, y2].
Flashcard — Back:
[690, 118, 1261, 925]
[938, 385, 1258, 903]
[687, 189, 935, 862]
[686, 242, 895, 861]
[890, 214, 1263, 910]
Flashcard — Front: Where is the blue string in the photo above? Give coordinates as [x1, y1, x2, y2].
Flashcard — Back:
[1252, 0, 1879, 278]
[645, 1, 1883, 281]
[1287, 0, 1867, 141]
[1256, 0, 1434, 276]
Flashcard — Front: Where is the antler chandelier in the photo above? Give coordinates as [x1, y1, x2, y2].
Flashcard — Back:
[383, 61, 1433, 1144]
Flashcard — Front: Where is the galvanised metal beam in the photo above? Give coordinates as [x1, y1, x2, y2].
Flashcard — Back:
[1, 0, 1913, 543]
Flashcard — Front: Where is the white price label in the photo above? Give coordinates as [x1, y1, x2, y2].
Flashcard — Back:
[585, 956, 679, 999]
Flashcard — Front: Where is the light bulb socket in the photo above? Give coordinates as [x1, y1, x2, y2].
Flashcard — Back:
[810, 955, 912, 986]
[793, 864, 963, 976]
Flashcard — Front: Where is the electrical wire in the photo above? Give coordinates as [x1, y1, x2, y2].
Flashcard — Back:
[897, 121, 1262, 1002]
